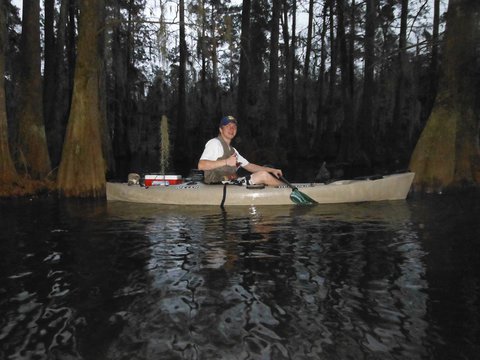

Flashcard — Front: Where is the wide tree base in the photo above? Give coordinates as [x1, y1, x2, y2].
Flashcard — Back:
[0, 178, 56, 198]
[409, 104, 480, 193]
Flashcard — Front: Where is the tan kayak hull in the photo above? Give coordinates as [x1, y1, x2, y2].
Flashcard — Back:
[106, 172, 415, 206]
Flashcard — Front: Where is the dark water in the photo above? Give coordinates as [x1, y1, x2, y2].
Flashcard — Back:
[1, 195, 479, 360]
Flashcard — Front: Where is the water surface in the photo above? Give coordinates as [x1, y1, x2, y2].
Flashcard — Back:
[1, 195, 479, 359]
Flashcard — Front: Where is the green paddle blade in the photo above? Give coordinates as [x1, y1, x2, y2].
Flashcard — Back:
[290, 188, 317, 205]
[278, 175, 317, 205]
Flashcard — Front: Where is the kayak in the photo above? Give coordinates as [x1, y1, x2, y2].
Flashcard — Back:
[106, 172, 415, 206]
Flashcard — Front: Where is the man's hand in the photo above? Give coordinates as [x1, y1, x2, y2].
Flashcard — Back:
[225, 153, 237, 167]
[268, 168, 283, 179]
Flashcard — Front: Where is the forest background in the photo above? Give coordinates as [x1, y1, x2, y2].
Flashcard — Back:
[1, 0, 479, 197]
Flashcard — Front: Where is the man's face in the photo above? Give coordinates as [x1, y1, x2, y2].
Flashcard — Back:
[220, 122, 237, 140]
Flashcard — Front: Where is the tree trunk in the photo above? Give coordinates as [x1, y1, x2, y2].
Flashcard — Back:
[199, 0, 206, 83]
[391, 0, 408, 162]
[0, 1, 18, 185]
[348, 0, 355, 97]
[430, 0, 440, 89]
[409, 0, 480, 191]
[67, 0, 76, 94]
[57, 0, 106, 197]
[250, 0, 268, 123]
[175, 0, 187, 160]
[336, 0, 356, 163]
[314, 0, 328, 148]
[210, 4, 218, 85]
[424, 0, 441, 116]
[17, 0, 51, 179]
[43, 0, 70, 169]
[282, 0, 296, 149]
[267, 0, 280, 145]
[237, 0, 251, 124]
[300, 0, 314, 138]
[319, 0, 338, 159]
[43, 0, 57, 164]
[97, 0, 113, 175]
[357, 0, 376, 163]
[111, 2, 128, 176]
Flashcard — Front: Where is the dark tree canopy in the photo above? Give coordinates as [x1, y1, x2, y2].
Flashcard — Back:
[3, 0, 479, 197]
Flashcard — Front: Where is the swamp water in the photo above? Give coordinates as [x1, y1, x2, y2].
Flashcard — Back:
[1, 195, 479, 359]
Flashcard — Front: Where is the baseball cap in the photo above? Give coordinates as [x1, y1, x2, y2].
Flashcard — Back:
[219, 115, 238, 127]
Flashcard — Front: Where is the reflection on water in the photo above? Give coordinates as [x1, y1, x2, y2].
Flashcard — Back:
[1, 195, 479, 359]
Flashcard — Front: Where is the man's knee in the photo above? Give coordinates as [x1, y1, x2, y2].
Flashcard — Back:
[251, 170, 278, 186]
[251, 171, 266, 185]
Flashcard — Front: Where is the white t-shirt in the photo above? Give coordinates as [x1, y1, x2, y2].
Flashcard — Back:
[200, 138, 249, 167]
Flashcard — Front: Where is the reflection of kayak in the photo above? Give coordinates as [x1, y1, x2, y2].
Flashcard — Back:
[106, 199, 413, 225]
[106, 172, 415, 206]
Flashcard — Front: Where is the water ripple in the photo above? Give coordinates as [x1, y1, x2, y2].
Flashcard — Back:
[1, 198, 480, 359]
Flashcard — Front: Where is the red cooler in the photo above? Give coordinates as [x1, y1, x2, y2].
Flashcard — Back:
[144, 175, 183, 186]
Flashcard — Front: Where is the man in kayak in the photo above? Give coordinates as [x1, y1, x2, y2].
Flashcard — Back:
[198, 115, 283, 186]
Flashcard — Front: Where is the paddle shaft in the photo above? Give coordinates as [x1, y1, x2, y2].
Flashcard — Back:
[279, 175, 298, 190]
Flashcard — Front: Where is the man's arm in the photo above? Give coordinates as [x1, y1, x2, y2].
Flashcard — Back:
[198, 138, 226, 170]
[198, 157, 231, 170]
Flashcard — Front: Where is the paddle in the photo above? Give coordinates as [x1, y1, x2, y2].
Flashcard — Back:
[279, 175, 318, 205]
